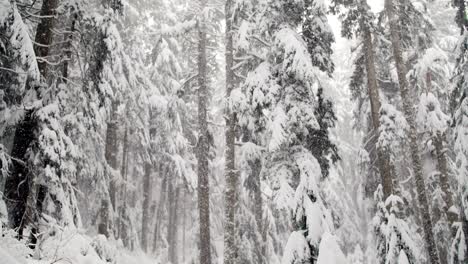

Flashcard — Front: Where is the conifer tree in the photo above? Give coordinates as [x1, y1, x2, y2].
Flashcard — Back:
[385, 0, 441, 262]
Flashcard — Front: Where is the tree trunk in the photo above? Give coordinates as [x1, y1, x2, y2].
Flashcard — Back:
[251, 158, 264, 264]
[224, 0, 239, 263]
[118, 127, 129, 245]
[141, 162, 152, 252]
[385, 0, 440, 262]
[461, 201, 468, 259]
[434, 132, 453, 264]
[360, 0, 394, 198]
[197, 0, 212, 262]
[105, 103, 119, 209]
[5, 0, 59, 240]
[168, 185, 180, 264]
[152, 168, 167, 253]
[98, 102, 119, 238]
[61, 12, 77, 83]
[182, 188, 186, 263]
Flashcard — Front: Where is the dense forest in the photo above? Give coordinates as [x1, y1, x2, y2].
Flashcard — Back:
[0, 0, 468, 263]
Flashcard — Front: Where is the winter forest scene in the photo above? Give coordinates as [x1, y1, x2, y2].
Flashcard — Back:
[3, 0, 468, 263]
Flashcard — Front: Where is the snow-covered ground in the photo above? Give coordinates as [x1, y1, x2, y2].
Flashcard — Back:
[0, 227, 157, 264]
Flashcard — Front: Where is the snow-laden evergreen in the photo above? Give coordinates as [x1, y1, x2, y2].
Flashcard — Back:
[0, 0, 466, 263]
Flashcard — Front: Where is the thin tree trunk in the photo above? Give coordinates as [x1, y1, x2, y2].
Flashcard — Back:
[167, 173, 175, 261]
[99, 102, 119, 238]
[251, 159, 264, 264]
[434, 135, 453, 219]
[197, 0, 212, 263]
[141, 162, 152, 252]
[434, 131, 453, 264]
[119, 127, 129, 245]
[182, 188, 186, 263]
[105, 103, 119, 209]
[461, 200, 468, 259]
[61, 13, 76, 83]
[426, 70, 455, 225]
[385, 0, 440, 262]
[153, 170, 167, 253]
[360, 0, 393, 198]
[5, 0, 59, 240]
[169, 186, 180, 264]
[224, 0, 238, 263]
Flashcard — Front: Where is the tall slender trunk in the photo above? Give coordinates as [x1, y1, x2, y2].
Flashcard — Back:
[168, 185, 180, 264]
[152, 168, 167, 253]
[359, 1, 393, 198]
[461, 199, 468, 257]
[105, 103, 119, 209]
[385, 0, 440, 262]
[100, 102, 119, 238]
[141, 162, 152, 252]
[224, 0, 238, 263]
[197, 0, 212, 262]
[118, 127, 129, 245]
[426, 71, 455, 225]
[251, 159, 264, 264]
[61, 13, 77, 83]
[5, 0, 59, 240]
[434, 134, 454, 222]
[182, 188, 186, 263]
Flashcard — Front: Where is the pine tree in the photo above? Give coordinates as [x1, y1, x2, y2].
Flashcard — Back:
[385, 0, 441, 262]
[232, 0, 344, 262]
[4, 0, 62, 243]
[331, 0, 394, 198]
[372, 186, 420, 264]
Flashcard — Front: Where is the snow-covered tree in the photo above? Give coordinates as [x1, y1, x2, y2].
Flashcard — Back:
[232, 0, 344, 263]
[372, 186, 421, 264]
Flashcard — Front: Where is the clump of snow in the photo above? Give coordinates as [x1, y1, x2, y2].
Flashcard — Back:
[274, 27, 319, 85]
[398, 250, 410, 264]
[268, 105, 288, 151]
[0, 247, 23, 264]
[378, 103, 408, 151]
[270, 163, 295, 210]
[316, 232, 347, 264]
[10, 4, 40, 80]
[281, 231, 311, 264]
[416, 92, 449, 135]
[235, 21, 252, 51]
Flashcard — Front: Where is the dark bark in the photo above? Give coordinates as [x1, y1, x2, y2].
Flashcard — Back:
[61, 14, 77, 83]
[118, 127, 129, 244]
[105, 103, 119, 209]
[141, 162, 152, 252]
[359, 0, 394, 198]
[34, 0, 59, 79]
[98, 199, 111, 238]
[97, 102, 119, 239]
[152, 170, 167, 253]
[223, 0, 239, 263]
[385, 0, 441, 262]
[168, 185, 180, 264]
[182, 189, 186, 263]
[197, 1, 212, 262]
[433, 132, 453, 264]
[251, 158, 264, 264]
